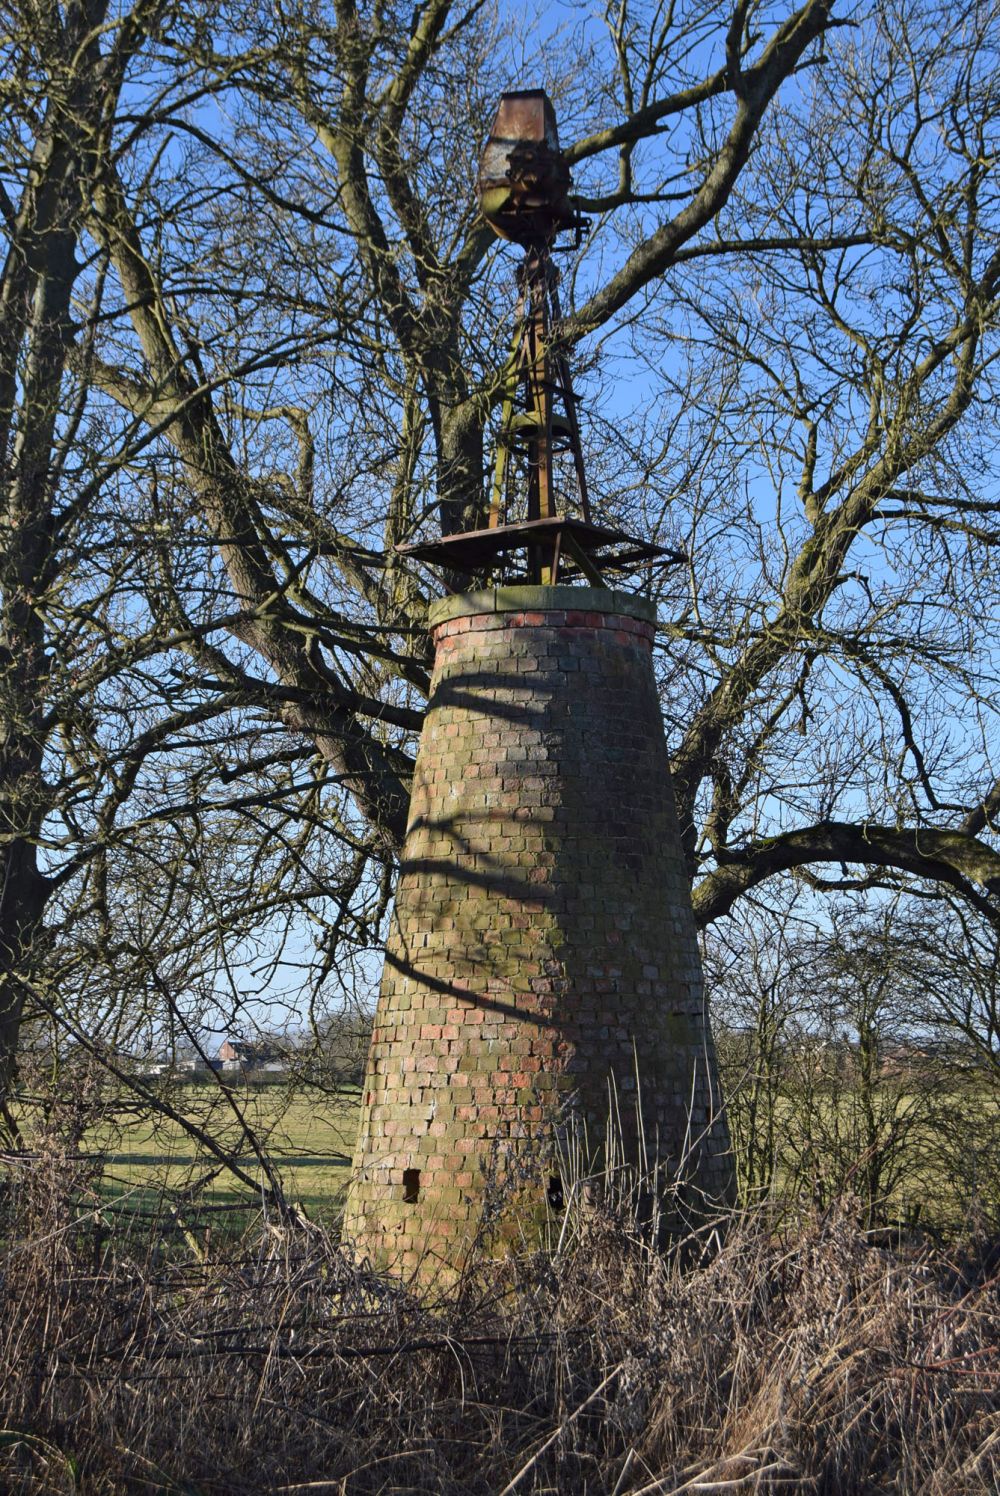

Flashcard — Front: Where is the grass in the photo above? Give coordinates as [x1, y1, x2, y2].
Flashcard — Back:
[1, 1146, 998, 1495]
[3, 1074, 1000, 1492]
[33, 1065, 993, 1251]
[79, 1083, 362, 1229]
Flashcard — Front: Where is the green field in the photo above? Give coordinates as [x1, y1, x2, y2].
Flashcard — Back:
[84, 1084, 363, 1228]
[56, 1072, 995, 1241]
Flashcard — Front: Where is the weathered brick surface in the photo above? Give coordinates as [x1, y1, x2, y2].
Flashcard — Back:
[343, 586, 734, 1277]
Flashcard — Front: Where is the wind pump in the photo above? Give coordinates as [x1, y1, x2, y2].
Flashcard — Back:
[398, 90, 681, 588]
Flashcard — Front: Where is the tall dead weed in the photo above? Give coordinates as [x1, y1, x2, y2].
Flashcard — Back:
[0, 1152, 997, 1494]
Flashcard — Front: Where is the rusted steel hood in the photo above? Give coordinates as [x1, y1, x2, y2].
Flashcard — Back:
[477, 89, 576, 243]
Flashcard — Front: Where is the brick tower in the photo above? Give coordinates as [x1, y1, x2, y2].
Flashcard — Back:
[342, 94, 734, 1277]
[342, 585, 734, 1276]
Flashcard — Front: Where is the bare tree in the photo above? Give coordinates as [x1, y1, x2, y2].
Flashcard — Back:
[0, 0, 395, 1133]
[708, 897, 957, 1225]
[4, 0, 1000, 1122]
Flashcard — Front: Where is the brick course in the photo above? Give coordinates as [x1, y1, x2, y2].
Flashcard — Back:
[343, 586, 734, 1278]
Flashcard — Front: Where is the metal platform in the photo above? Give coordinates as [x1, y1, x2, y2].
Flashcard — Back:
[397, 515, 684, 587]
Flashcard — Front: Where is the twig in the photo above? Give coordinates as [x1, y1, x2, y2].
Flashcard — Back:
[497, 1367, 621, 1496]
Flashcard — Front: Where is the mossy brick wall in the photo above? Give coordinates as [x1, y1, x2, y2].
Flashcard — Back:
[343, 586, 734, 1278]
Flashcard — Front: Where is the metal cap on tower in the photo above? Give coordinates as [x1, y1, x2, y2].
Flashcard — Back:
[477, 90, 577, 244]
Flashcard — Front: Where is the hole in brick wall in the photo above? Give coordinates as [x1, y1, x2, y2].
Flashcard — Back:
[547, 1174, 564, 1211]
[402, 1168, 420, 1204]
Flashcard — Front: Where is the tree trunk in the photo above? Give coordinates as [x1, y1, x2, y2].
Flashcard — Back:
[0, 0, 111, 1110]
[0, 842, 48, 1117]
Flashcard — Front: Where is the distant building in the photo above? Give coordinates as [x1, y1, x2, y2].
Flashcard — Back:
[218, 1038, 286, 1072]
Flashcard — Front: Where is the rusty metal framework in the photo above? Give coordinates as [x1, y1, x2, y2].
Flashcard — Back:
[398, 90, 681, 588]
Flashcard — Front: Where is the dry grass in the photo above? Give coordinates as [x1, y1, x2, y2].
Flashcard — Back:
[1, 1145, 998, 1495]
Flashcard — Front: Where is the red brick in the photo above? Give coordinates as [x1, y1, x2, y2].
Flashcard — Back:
[344, 588, 735, 1280]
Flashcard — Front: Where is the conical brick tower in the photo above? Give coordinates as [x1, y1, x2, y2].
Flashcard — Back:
[342, 93, 734, 1279]
[343, 586, 733, 1277]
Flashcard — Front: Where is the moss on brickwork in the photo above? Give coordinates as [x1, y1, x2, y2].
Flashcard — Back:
[343, 586, 734, 1281]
